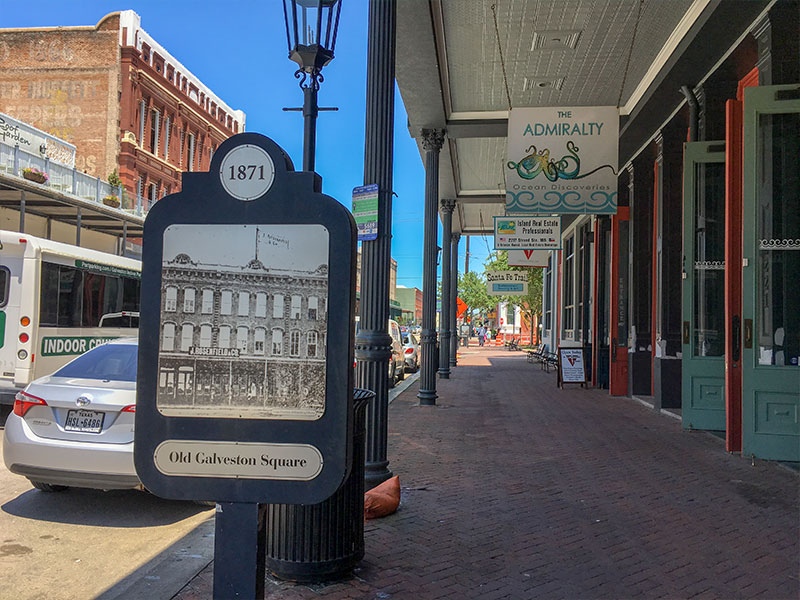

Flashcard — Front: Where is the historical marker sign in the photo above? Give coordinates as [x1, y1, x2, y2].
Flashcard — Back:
[134, 133, 357, 505]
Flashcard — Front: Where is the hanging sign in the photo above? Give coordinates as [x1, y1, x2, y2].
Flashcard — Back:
[486, 271, 528, 296]
[505, 106, 618, 214]
[508, 249, 549, 267]
[494, 216, 561, 250]
[352, 184, 379, 241]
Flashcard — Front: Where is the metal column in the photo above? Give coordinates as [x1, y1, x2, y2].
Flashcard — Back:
[356, 0, 396, 486]
[418, 128, 445, 405]
[438, 199, 454, 378]
[19, 190, 25, 232]
[450, 233, 460, 367]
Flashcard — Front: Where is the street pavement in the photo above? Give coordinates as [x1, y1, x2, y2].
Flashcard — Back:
[0, 421, 214, 600]
[174, 345, 800, 599]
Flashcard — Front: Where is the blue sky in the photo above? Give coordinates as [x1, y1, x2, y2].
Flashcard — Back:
[3, 0, 492, 289]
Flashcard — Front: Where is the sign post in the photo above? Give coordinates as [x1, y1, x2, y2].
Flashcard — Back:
[134, 133, 357, 599]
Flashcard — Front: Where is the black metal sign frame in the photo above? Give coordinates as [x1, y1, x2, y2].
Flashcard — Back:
[134, 133, 357, 505]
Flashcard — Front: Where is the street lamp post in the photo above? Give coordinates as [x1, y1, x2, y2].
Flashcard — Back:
[282, 0, 342, 171]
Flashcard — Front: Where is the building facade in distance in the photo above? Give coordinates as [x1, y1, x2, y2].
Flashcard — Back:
[0, 10, 244, 210]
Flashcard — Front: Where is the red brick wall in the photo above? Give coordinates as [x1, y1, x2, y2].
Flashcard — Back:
[0, 14, 121, 178]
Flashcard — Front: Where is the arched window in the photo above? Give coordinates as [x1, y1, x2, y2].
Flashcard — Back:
[291, 295, 301, 319]
[165, 286, 177, 312]
[238, 291, 250, 316]
[200, 324, 212, 347]
[307, 331, 318, 357]
[254, 328, 266, 355]
[308, 296, 318, 320]
[271, 329, 283, 355]
[183, 288, 195, 313]
[220, 290, 232, 315]
[180, 323, 193, 351]
[162, 322, 176, 351]
[218, 325, 231, 349]
[273, 294, 284, 318]
[201, 289, 214, 314]
[236, 326, 248, 352]
[289, 330, 300, 356]
[255, 293, 267, 318]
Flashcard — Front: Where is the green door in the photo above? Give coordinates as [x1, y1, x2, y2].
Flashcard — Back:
[741, 85, 800, 462]
[682, 141, 727, 431]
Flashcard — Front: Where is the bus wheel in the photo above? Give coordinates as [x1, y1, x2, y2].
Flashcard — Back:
[30, 480, 69, 492]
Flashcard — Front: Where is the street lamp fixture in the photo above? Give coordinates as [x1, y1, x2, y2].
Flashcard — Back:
[281, 0, 342, 172]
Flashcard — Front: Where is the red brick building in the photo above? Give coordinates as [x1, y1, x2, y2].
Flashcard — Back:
[0, 10, 244, 209]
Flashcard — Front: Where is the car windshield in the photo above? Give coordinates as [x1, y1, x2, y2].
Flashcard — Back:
[402, 333, 410, 344]
[54, 343, 138, 382]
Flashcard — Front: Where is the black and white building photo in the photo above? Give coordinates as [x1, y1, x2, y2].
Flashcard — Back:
[156, 224, 329, 420]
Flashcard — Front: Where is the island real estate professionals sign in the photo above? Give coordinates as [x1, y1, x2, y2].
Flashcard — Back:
[505, 106, 619, 214]
[494, 216, 561, 250]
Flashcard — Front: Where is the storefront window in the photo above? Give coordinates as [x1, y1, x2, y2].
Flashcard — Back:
[756, 112, 799, 366]
[693, 162, 725, 357]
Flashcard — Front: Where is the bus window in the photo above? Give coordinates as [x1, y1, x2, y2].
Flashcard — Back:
[40, 263, 60, 326]
[57, 266, 82, 327]
[0, 266, 9, 308]
[123, 278, 140, 312]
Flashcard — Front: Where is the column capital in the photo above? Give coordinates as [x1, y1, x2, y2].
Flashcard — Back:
[440, 198, 456, 213]
[420, 128, 445, 153]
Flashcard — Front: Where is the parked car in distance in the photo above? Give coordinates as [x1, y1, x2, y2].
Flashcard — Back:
[401, 331, 420, 372]
[387, 319, 405, 387]
[3, 338, 140, 492]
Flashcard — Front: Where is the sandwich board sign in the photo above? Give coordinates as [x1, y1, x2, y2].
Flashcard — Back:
[134, 133, 357, 599]
[557, 347, 587, 388]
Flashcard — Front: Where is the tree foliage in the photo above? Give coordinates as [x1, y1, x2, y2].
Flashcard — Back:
[457, 270, 492, 320]
[483, 250, 543, 335]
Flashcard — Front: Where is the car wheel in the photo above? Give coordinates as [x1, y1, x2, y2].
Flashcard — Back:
[29, 480, 69, 493]
[397, 362, 405, 381]
[388, 363, 396, 388]
[414, 358, 420, 372]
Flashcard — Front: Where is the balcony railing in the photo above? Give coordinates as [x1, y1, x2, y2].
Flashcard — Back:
[0, 141, 147, 217]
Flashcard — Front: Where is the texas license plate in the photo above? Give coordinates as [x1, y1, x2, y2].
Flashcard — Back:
[65, 409, 105, 433]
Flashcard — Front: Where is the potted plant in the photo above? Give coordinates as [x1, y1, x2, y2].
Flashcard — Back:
[103, 195, 121, 208]
[21, 167, 48, 184]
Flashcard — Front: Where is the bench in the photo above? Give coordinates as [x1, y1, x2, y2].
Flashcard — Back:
[527, 344, 548, 364]
[505, 337, 520, 351]
[542, 351, 559, 372]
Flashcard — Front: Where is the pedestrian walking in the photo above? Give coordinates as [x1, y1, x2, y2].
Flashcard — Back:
[478, 325, 485, 347]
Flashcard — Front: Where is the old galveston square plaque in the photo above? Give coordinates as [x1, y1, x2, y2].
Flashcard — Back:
[134, 132, 357, 506]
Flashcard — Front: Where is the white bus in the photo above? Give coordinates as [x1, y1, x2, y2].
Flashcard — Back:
[0, 230, 141, 405]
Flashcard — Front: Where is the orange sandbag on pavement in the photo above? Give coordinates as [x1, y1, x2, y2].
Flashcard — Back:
[364, 475, 400, 519]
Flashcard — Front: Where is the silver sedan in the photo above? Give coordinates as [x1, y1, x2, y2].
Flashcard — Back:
[401, 332, 420, 372]
[3, 338, 140, 492]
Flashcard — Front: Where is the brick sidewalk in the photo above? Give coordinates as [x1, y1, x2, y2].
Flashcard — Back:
[175, 347, 799, 599]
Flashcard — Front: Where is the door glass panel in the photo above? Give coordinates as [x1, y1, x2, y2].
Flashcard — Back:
[693, 162, 725, 357]
[617, 220, 629, 345]
[756, 112, 800, 366]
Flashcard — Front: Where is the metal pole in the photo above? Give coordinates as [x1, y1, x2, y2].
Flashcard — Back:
[357, 0, 396, 486]
[19, 190, 25, 232]
[450, 233, 460, 367]
[438, 199, 454, 378]
[418, 128, 445, 405]
[302, 85, 319, 172]
[75, 208, 81, 246]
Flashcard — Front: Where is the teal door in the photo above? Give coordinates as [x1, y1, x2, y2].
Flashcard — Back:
[682, 141, 727, 431]
[741, 85, 800, 461]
